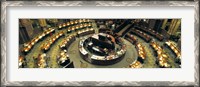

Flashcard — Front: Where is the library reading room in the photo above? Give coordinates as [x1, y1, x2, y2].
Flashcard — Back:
[19, 19, 181, 68]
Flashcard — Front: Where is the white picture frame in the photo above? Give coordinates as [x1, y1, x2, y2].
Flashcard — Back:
[1, 1, 199, 86]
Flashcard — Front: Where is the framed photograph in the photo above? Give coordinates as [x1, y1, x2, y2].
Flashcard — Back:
[1, 0, 199, 86]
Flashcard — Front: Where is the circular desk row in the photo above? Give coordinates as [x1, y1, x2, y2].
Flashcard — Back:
[124, 32, 146, 68]
[150, 41, 171, 68]
[125, 31, 172, 68]
[135, 26, 164, 41]
[41, 31, 65, 52]
[79, 33, 127, 65]
[20, 20, 94, 68]
[41, 28, 95, 52]
[126, 31, 181, 68]
[164, 41, 181, 64]
[22, 28, 55, 54]
[22, 26, 94, 54]
[22, 19, 92, 54]
[58, 19, 91, 29]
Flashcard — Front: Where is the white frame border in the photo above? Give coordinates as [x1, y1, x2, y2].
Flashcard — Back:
[1, 1, 199, 86]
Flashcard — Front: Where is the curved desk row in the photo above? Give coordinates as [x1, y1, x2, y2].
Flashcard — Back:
[22, 28, 55, 53]
[60, 34, 76, 50]
[58, 19, 91, 29]
[19, 56, 26, 68]
[89, 53, 125, 65]
[57, 50, 71, 67]
[79, 36, 126, 65]
[128, 42, 146, 68]
[77, 28, 95, 37]
[116, 24, 133, 37]
[67, 23, 92, 33]
[113, 20, 127, 33]
[129, 60, 143, 68]
[41, 31, 64, 52]
[135, 42, 146, 64]
[135, 26, 164, 41]
[125, 33, 137, 44]
[150, 41, 171, 68]
[99, 28, 112, 33]
[81, 47, 126, 65]
[37, 53, 48, 68]
[165, 41, 181, 63]
[130, 29, 152, 42]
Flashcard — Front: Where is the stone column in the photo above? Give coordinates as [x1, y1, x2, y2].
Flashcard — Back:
[38, 19, 47, 30]
[20, 19, 34, 39]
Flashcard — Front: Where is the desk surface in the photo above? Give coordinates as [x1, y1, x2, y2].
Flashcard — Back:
[79, 34, 126, 61]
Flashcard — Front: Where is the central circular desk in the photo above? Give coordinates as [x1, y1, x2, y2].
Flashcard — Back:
[79, 33, 126, 65]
